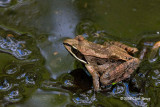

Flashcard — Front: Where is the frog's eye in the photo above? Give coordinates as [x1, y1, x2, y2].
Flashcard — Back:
[75, 35, 84, 41]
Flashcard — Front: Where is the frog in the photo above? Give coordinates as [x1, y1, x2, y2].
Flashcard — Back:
[63, 35, 140, 91]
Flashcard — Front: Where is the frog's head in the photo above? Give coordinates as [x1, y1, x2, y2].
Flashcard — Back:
[63, 35, 88, 64]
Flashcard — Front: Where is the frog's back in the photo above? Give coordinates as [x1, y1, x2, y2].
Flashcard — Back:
[80, 42, 133, 61]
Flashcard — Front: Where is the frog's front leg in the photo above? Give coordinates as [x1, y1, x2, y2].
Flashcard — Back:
[85, 65, 100, 91]
[100, 58, 140, 85]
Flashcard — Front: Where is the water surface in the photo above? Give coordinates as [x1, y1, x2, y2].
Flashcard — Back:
[0, 0, 160, 107]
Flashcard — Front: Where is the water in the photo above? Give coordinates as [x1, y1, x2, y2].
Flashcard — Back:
[0, 0, 160, 107]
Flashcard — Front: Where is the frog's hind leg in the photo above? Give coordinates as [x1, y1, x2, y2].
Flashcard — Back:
[85, 65, 100, 91]
[100, 58, 140, 85]
[104, 41, 138, 54]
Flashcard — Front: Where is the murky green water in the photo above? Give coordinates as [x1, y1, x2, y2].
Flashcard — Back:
[0, 0, 160, 107]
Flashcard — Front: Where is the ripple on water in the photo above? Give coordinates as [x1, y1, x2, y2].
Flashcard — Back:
[0, 77, 13, 92]
[75, 19, 115, 44]
[4, 63, 20, 75]
[151, 69, 160, 87]
[4, 89, 23, 103]
[76, 19, 98, 36]
[25, 72, 37, 86]
[72, 91, 96, 105]
[138, 33, 160, 62]
[112, 84, 125, 95]
[0, 26, 46, 105]
[0, 0, 11, 7]
[0, 0, 24, 7]
[16, 69, 40, 87]
[0, 35, 32, 59]
[123, 83, 147, 107]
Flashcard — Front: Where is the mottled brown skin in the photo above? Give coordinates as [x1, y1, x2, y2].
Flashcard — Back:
[63, 35, 140, 91]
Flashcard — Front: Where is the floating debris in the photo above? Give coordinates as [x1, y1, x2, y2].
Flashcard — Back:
[53, 51, 58, 56]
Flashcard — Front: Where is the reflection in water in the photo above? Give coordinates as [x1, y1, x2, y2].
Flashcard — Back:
[76, 19, 98, 36]
[41, 69, 92, 92]
[124, 83, 147, 107]
[148, 41, 160, 63]
[0, 35, 32, 59]
[0, 0, 11, 7]
[0, 0, 24, 7]
[40, 0, 79, 79]
[151, 69, 160, 87]
[112, 84, 124, 95]
[0, 77, 12, 91]
[137, 33, 160, 63]
[0, 0, 160, 106]
[4, 90, 23, 103]
[111, 83, 147, 106]
[5, 64, 19, 74]
[41, 69, 95, 105]
[0, 26, 49, 106]
[72, 91, 96, 105]
[50, 0, 78, 38]
[75, 19, 118, 44]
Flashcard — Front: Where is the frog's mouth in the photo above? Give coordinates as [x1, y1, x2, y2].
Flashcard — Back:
[63, 43, 88, 64]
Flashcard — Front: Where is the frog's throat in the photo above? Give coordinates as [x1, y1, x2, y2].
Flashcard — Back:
[64, 43, 88, 64]
[70, 50, 87, 64]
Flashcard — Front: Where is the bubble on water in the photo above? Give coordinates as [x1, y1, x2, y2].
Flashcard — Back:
[25, 72, 38, 86]
[0, 0, 24, 7]
[5, 64, 19, 75]
[6, 68, 17, 74]
[16, 73, 26, 79]
[0, 36, 32, 60]
[16, 71, 39, 86]
[151, 69, 160, 87]
[148, 41, 160, 63]
[112, 85, 125, 95]
[1, 42, 10, 49]
[155, 80, 160, 86]
[0, 27, 45, 105]
[0, 0, 11, 7]
[148, 48, 158, 63]
[132, 8, 137, 12]
[4, 90, 23, 103]
[0, 78, 12, 91]
[72, 93, 96, 104]
[64, 80, 74, 87]
[25, 76, 36, 85]
[76, 20, 98, 35]
[143, 42, 154, 46]
[14, 48, 32, 59]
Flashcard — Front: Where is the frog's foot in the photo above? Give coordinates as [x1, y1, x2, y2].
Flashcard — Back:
[104, 41, 138, 54]
[100, 58, 140, 85]
[85, 65, 100, 91]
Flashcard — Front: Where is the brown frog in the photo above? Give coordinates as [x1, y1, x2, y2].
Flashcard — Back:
[63, 35, 140, 91]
